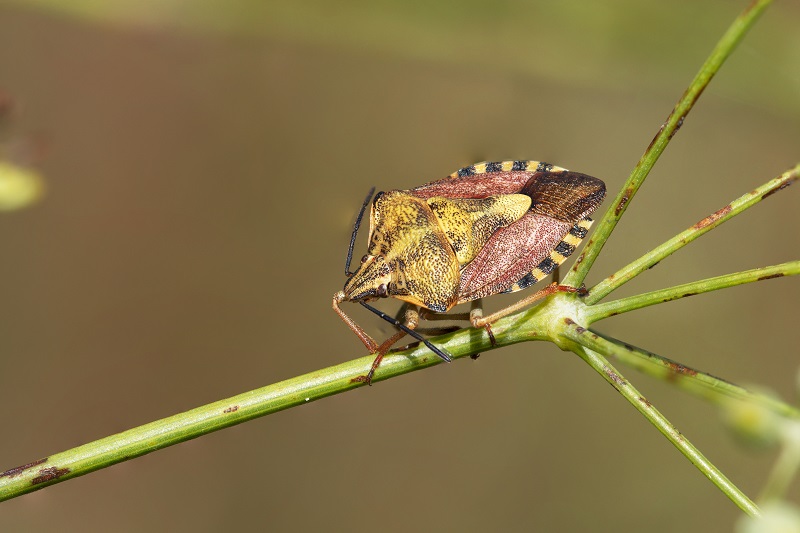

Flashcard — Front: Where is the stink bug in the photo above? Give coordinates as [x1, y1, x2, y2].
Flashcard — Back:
[333, 160, 605, 384]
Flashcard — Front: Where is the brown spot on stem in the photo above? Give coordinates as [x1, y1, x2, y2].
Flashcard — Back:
[604, 368, 626, 387]
[564, 318, 576, 326]
[1, 458, 47, 478]
[639, 396, 652, 408]
[470, 353, 481, 360]
[575, 326, 586, 334]
[223, 405, 239, 414]
[692, 205, 732, 230]
[681, 292, 699, 298]
[758, 273, 784, 281]
[645, 123, 666, 153]
[664, 361, 698, 377]
[761, 178, 796, 200]
[668, 116, 685, 139]
[30, 466, 70, 485]
[615, 187, 634, 216]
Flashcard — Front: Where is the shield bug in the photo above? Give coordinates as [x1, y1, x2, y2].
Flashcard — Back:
[333, 160, 605, 384]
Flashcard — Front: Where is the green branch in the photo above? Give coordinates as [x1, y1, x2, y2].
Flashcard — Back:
[561, 323, 761, 517]
[0, 317, 520, 501]
[563, 0, 773, 289]
[586, 165, 800, 305]
[586, 261, 800, 321]
[573, 331, 800, 420]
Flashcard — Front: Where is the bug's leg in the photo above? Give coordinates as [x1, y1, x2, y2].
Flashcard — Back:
[332, 291, 379, 353]
[471, 283, 580, 331]
[413, 307, 467, 336]
[354, 306, 421, 385]
[468, 298, 496, 346]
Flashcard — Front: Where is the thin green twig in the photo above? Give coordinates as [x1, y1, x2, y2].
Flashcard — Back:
[586, 165, 800, 304]
[561, 322, 761, 516]
[575, 331, 800, 419]
[563, 0, 774, 289]
[586, 261, 800, 321]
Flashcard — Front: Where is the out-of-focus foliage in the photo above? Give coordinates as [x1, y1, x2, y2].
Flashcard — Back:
[7, 0, 800, 118]
[0, 160, 44, 211]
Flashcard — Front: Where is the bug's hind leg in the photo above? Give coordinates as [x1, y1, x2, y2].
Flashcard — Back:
[416, 300, 495, 345]
[467, 299, 496, 346]
[470, 283, 580, 333]
[353, 305, 421, 386]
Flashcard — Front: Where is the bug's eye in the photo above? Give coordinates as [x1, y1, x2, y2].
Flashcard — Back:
[376, 283, 388, 297]
[361, 254, 369, 264]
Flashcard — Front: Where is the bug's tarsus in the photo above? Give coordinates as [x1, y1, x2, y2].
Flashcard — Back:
[484, 324, 497, 346]
[345, 187, 376, 277]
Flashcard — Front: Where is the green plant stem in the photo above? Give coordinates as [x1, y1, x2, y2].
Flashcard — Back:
[0, 318, 516, 502]
[563, 0, 773, 289]
[574, 331, 800, 419]
[561, 323, 760, 516]
[586, 261, 800, 321]
[586, 164, 800, 304]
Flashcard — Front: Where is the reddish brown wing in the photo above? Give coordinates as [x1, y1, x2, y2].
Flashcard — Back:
[521, 171, 606, 223]
[408, 161, 605, 302]
[457, 213, 571, 302]
[409, 161, 565, 200]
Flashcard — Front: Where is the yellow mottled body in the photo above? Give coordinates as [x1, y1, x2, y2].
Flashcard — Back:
[343, 191, 532, 312]
[334, 160, 606, 383]
[427, 194, 530, 265]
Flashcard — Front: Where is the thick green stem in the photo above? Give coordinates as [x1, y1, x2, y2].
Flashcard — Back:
[0, 316, 525, 502]
[586, 165, 800, 304]
[586, 261, 800, 321]
[562, 324, 760, 516]
[564, 0, 774, 289]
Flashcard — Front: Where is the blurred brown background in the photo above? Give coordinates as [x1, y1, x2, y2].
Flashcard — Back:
[1, 0, 799, 531]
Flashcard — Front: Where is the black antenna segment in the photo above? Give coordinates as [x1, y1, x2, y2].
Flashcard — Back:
[359, 301, 453, 363]
[344, 187, 376, 277]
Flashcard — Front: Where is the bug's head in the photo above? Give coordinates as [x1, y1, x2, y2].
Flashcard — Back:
[340, 253, 395, 303]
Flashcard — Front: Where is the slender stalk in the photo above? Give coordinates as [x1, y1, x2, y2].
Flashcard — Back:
[0, 314, 529, 502]
[563, 0, 774, 289]
[586, 261, 800, 321]
[562, 324, 760, 516]
[586, 165, 800, 304]
[574, 331, 800, 419]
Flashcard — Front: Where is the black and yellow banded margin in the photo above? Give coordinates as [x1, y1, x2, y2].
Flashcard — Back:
[453, 160, 566, 179]
[502, 217, 594, 294]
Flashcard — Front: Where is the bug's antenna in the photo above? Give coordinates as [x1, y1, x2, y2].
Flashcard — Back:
[345, 187, 376, 277]
[359, 301, 453, 363]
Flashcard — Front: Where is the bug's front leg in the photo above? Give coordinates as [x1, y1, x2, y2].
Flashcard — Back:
[353, 305, 421, 386]
[333, 291, 380, 353]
